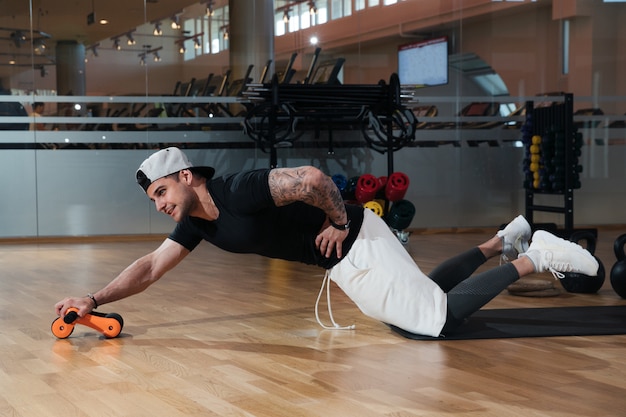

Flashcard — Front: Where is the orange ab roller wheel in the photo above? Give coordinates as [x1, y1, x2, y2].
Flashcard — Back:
[51, 307, 124, 339]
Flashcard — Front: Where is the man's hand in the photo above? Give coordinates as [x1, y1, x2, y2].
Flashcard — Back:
[315, 221, 349, 258]
[269, 166, 351, 259]
[55, 296, 95, 318]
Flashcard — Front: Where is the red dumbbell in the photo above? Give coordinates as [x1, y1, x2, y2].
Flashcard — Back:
[51, 307, 124, 339]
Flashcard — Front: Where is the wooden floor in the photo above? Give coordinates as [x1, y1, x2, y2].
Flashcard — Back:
[2, 225, 626, 416]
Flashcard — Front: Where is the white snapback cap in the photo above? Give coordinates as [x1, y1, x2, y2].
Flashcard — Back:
[136, 147, 215, 193]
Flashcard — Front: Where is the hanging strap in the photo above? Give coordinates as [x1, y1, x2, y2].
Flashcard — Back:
[314, 270, 356, 330]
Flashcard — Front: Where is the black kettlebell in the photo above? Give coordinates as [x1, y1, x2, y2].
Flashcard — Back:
[610, 234, 626, 298]
[559, 230, 605, 294]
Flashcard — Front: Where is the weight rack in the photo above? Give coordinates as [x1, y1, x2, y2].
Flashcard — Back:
[522, 93, 594, 238]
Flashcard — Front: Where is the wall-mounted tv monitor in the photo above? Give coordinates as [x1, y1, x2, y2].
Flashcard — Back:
[398, 36, 448, 87]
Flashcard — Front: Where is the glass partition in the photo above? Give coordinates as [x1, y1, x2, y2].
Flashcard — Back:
[0, 0, 624, 238]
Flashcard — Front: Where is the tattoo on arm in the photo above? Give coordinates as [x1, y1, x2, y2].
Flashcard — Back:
[269, 167, 347, 223]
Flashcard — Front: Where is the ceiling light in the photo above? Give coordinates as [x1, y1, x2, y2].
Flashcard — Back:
[171, 16, 181, 30]
[33, 39, 47, 55]
[153, 22, 162, 36]
[10, 31, 26, 48]
[113, 38, 121, 50]
[126, 32, 136, 45]
[179, 45, 186, 54]
[99, 19, 109, 25]
[218, 24, 229, 33]
[194, 38, 201, 49]
[203, 0, 215, 17]
[153, 52, 161, 62]
[283, 10, 290, 23]
[88, 43, 100, 58]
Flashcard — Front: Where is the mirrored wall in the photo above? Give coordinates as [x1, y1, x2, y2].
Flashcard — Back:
[0, 0, 625, 238]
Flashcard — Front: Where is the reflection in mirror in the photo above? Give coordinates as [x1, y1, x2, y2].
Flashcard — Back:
[0, 1, 625, 239]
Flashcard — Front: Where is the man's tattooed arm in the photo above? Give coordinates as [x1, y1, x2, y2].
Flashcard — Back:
[268, 166, 347, 225]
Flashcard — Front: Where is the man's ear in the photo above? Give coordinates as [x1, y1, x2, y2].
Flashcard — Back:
[179, 169, 193, 185]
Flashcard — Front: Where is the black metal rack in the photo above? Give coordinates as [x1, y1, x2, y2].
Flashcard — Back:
[243, 73, 417, 172]
[522, 93, 592, 238]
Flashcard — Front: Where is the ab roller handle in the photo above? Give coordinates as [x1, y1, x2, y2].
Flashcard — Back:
[51, 307, 124, 339]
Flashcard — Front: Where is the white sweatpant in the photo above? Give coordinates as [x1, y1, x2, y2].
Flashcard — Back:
[329, 209, 448, 337]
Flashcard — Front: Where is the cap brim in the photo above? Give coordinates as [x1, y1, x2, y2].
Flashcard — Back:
[137, 165, 215, 193]
[190, 166, 215, 181]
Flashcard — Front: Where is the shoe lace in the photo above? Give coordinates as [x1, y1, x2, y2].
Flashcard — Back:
[542, 251, 571, 279]
[314, 270, 356, 331]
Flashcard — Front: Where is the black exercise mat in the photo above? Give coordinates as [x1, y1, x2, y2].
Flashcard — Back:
[389, 305, 626, 340]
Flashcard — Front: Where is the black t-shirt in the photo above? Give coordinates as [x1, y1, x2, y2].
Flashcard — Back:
[168, 169, 364, 269]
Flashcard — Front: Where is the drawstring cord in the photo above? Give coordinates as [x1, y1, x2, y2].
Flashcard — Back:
[315, 270, 356, 330]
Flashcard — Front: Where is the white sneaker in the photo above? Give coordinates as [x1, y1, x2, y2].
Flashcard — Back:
[522, 230, 599, 279]
[497, 215, 531, 263]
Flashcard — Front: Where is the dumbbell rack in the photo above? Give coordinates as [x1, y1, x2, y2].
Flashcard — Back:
[522, 93, 594, 238]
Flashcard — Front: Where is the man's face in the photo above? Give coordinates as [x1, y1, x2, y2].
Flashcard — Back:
[146, 172, 196, 222]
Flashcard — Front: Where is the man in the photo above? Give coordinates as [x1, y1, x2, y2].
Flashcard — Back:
[55, 147, 599, 338]
[30, 102, 46, 131]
